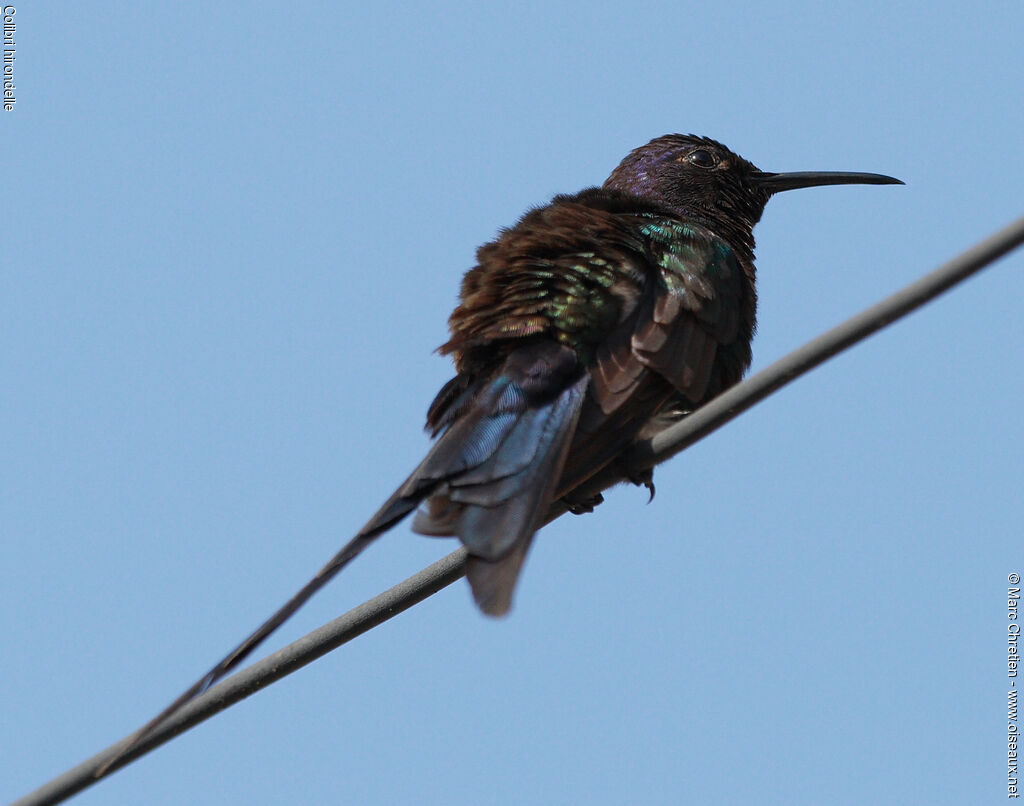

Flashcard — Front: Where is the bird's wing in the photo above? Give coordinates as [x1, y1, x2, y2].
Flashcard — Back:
[632, 219, 749, 402]
[561, 218, 751, 492]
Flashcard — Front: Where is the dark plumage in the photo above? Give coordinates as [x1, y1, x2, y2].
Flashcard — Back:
[106, 136, 900, 765]
[357, 134, 899, 614]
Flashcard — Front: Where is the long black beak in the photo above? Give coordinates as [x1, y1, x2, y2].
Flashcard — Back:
[753, 171, 903, 194]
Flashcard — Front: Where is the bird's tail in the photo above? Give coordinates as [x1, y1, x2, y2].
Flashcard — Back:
[360, 341, 588, 614]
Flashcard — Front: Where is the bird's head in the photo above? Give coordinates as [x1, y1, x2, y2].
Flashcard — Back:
[604, 134, 901, 246]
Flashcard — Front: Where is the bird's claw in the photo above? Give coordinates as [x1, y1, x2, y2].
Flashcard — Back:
[627, 466, 655, 502]
[564, 492, 604, 515]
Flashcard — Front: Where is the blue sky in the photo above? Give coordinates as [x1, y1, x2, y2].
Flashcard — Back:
[3, 2, 1022, 804]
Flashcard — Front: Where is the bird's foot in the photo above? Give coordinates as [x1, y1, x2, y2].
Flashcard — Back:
[625, 464, 655, 502]
[563, 492, 604, 515]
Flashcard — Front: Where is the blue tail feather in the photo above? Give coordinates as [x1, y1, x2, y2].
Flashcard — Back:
[358, 342, 587, 614]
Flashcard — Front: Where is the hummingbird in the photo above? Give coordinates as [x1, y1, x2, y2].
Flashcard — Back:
[103, 135, 900, 768]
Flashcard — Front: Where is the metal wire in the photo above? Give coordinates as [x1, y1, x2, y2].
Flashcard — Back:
[12, 214, 1024, 806]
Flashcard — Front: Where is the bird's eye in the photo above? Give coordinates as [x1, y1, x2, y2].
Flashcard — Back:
[687, 149, 719, 168]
